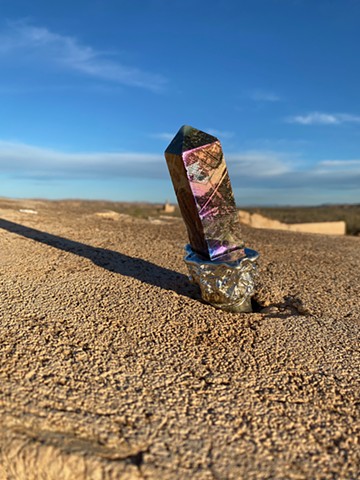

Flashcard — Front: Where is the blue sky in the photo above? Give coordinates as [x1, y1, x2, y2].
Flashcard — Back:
[0, 0, 359, 206]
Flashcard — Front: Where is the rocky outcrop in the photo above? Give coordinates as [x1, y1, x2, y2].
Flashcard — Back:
[238, 210, 346, 235]
[162, 202, 175, 213]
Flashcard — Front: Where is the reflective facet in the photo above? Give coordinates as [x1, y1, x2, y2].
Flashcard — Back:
[165, 125, 245, 261]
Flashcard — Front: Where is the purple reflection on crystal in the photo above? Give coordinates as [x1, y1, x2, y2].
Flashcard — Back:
[182, 142, 244, 261]
[165, 125, 245, 262]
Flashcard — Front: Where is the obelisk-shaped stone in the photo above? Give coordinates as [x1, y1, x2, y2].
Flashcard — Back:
[165, 125, 245, 262]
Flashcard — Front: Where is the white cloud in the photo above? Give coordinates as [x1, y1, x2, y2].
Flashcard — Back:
[150, 133, 174, 141]
[0, 142, 293, 181]
[315, 159, 360, 178]
[319, 159, 360, 168]
[0, 140, 163, 179]
[288, 112, 360, 125]
[0, 20, 167, 91]
[227, 151, 293, 177]
[207, 129, 234, 138]
[249, 90, 281, 102]
[0, 140, 359, 197]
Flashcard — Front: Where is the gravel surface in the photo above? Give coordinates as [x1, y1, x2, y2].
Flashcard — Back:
[0, 199, 359, 479]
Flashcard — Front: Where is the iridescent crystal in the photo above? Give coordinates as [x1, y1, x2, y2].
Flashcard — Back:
[165, 125, 245, 262]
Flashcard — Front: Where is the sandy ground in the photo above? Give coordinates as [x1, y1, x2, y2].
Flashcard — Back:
[0, 198, 359, 480]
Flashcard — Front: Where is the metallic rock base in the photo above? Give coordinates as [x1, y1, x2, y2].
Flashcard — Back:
[184, 245, 259, 313]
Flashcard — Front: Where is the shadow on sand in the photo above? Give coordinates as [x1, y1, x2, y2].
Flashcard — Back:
[0, 218, 199, 299]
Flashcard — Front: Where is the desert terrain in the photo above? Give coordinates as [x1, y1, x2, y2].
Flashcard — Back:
[246, 205, 360, 237]
[0, 198, 359, 479]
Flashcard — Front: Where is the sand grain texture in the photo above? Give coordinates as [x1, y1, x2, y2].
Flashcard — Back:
[0, 199, 359, 479]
